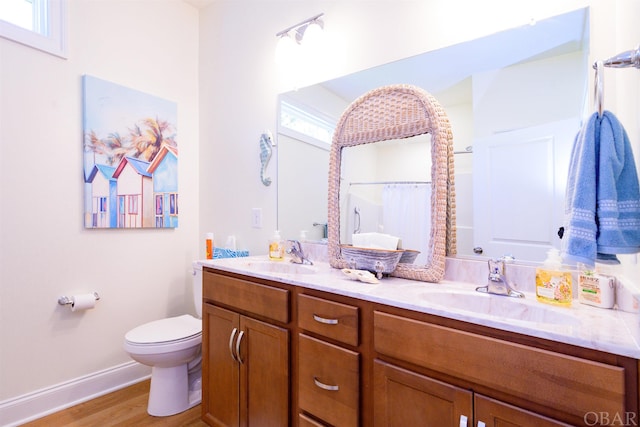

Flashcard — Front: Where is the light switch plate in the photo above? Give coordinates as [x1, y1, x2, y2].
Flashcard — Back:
[252, 208, 262, 228]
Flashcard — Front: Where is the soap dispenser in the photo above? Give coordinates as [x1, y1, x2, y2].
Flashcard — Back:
[269, 230, 284, 261]
[535, 248, 572, 306]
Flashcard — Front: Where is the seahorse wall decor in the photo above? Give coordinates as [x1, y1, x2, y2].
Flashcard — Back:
[259, 130, 274, 186]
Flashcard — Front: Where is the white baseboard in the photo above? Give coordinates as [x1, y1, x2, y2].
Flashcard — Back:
[0, 361, 151, 427]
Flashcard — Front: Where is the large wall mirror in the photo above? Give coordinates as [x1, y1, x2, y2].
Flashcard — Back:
[277, 7, 590, 264]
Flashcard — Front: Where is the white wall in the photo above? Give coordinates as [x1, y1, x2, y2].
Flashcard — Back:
[473, 51, 587, 138]
[1, 0, 639, 423]
[0, 0, 199, 408]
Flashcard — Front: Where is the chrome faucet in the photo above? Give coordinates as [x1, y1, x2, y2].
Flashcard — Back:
[476, 257, 524, 298]
[286, 240, 313, 265]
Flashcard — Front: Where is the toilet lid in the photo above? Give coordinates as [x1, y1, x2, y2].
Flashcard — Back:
[125, 314, 202, 344]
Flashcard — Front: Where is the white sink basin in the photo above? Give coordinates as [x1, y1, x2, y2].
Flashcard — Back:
[420, 289, 580, 326]
[243, 260, 317, 275]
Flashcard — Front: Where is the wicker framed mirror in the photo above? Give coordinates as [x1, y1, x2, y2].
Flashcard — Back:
[327, 84, 456, 282]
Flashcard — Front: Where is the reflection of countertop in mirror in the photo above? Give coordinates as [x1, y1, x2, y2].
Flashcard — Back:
[199, 255, 640, 359]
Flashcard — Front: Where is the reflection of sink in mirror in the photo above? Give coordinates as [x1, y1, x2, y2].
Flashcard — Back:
[420, 289, 580, 326]
[244, 260, 317, 275]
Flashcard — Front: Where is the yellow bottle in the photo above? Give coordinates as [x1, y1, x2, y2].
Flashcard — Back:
[269, 230, 284, 261]
[535, 248, 572, 307]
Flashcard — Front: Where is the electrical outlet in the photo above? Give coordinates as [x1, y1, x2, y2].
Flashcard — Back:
[252, 208, 263, 228]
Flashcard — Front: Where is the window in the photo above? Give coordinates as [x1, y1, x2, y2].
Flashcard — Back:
[98, 197, 107, 213]
[155, 194, 163, 216]
[0, 0, 67, 58]
[118, 196, 125, 227]
[128, 195, 138, 215]
[169, 193, 178, 215]
[279, 99, 335, 149]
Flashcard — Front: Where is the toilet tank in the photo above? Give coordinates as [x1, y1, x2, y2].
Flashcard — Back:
[192, 262, 203, 318]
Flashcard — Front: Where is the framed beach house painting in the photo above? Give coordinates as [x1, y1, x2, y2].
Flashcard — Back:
[82, 75, 178, 229]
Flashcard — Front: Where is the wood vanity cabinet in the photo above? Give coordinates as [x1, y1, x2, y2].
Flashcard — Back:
[373, 360, 572, 426]
[373, 310, 630, 426]
[297, 294, 361, 426]
[202, 270, 290, 427]
[202, 267, 639, 427]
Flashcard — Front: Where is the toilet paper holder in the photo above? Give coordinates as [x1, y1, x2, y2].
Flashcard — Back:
[58, 292, 100, 306]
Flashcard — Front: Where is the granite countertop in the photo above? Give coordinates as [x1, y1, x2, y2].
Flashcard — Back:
[199, 255, 640, 359]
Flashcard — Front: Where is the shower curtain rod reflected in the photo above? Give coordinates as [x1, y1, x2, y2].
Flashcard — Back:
[454, 145, 473, 155]
[349, 180, 431, 186]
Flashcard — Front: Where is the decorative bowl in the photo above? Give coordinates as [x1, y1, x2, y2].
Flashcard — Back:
[399, 249, 421, 264]
[340, 245, 404, 279]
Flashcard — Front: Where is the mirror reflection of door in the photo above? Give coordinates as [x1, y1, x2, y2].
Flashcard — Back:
[473, 118, 580, 261]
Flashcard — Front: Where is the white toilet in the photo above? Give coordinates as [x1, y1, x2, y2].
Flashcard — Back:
[124, 263, 203, 417]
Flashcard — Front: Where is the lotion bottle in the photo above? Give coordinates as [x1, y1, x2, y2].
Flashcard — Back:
[535, 248, 572, 307]
[578, 263, 615, 309]
[269, 230, 284, 260]
[206, 232, 214, 260]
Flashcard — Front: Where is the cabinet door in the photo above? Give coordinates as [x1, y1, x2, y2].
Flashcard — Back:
[203, 304, 240, 427]
[475, 394, 573, 427]
[373, 360, 473, 427]
[238, 316, 289, 427]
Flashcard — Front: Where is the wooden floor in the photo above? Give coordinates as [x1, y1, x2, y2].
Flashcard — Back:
[21, 380, 208, 427]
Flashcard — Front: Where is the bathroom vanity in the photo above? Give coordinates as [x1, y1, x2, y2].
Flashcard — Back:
[200, 257, 640, 427]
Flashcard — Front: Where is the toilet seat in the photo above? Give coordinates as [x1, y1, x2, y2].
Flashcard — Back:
[125, 314, 202, 354]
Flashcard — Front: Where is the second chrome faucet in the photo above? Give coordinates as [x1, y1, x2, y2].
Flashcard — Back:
[476, 257, 524, 298]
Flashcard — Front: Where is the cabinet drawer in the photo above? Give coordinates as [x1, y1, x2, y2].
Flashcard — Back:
[299, 413, 327, 427]
[203, 271, 289, 323]
[298, 294, 359, 346]
[374, 311, 625, 421]
[299, 334, 359, 427]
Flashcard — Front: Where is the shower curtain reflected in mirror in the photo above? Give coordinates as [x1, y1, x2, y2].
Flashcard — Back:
[344, 182, 431, 266]
[382, 183, 431, 265]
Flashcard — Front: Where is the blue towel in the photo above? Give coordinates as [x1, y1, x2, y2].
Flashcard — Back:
[563, 111, 640, 266]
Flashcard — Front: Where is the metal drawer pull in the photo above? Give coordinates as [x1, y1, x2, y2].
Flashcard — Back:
[313, 377, 339, 391]
[236, 330, 245, 364]
[459, 415, 467, 427]
[477, 422, 486, 427]
[228, 328, 238, 362]
[313, 314, 339, 325]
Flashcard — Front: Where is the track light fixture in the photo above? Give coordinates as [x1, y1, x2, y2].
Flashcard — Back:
[275, 13, 324, 44]
[275, 13, 325, 67]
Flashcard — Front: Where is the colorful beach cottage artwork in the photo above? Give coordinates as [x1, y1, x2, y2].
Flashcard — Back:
[83, 75, 178, 229]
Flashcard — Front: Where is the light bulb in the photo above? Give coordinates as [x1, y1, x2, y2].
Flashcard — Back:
[302, 21, 323, 50]
[275, 34, 298, 66]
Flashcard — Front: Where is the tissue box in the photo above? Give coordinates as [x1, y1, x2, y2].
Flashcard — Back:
[351, 232, 399, 250]
[214, 247, 250, 259]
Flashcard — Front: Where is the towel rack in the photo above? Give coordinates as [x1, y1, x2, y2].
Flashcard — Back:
[595, 45, 640, 69]
[591, 45, 639, 117]
[593, 60, 604, 117]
